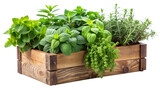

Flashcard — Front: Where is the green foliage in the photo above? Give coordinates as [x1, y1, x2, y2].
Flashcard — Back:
[60, 43, 72, 56]
[104, 4, 155, 46]
[39, 26, 86, 56]
[37, 5, 105, 31]
[37, 5, 59, 26]
[4, 16, 47, 52]
[82, 18, 119, 77]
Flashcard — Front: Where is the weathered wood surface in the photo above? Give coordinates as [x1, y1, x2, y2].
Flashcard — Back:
[19, 57, 141, 85]
[17, 43, 147, 85]
[19, 44, 144, 70]
[56, 59, 140, 84]
[21, 51, 47, 83]
[17, 47, 22, 74]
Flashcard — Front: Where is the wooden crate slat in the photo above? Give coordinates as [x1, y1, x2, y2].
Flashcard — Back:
[20, 44, 143, 70]
[21, 60, 47, 83]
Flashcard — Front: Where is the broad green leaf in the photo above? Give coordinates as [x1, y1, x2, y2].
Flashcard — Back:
[71, 16, 82, 21]
[19, 26, 30, 34]
[22, 34, 30, 42]
[40, 25, 47, 35]
[59, 33, 70, 42]
[46, 29, 56, 35]
[43, 44, 50, 52]
[37, 14, 48, 17]
[45, 35, 54, 43]
[77, 26, 85, 31]
[33, 39, 39, 48]
[54, 33, 59, 39]
[69, 37, 77, 47]
[38, 9, 50, 13]
[50, 47, 59, 54]
[4, 40, 12, 48]
[70, 30, 80, 37]
[65, 28, 71, 34]
[70, 12, 77, 18]
[87, 33, 96, 44]
[17, 39, 26, 48]
[55, 15, 67, 20]
[3, 30, 10, 34]
[103, 30, 112, 38]
[60, 43, 72, 56]
[57, 27, 66, 34]
[29, 31, 37, 40]
[17, 25, 24, 32]
[91, 28, 99, 34]
[47, 26, 61, 30]
[12, 18, 19, 24]
[40, 38, 48, 46]
[96, 20, 104, 31]
[72, 45, 84, 53]
[82, 26, 91, 38]
[82, 17, 93, 25]
[51, 39, 60, 49]
[76, 35, 86, 44]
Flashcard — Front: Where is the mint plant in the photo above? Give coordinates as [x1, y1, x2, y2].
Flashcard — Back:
[4, 16, 46, 52]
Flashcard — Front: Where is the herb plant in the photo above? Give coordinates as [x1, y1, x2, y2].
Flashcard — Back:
[39, 26, 86, 56]
[4, 16, 46, 52]
[37, 5, 59, 26]
[82, 18, 119, 77]
[104, 4, 155, 46]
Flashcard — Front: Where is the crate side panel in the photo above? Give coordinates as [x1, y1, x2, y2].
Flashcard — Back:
[57, 51, 86, 69]
[115, 44, 140, 61]
[21, 52, 47, 83]
[56, 59, 140, 84]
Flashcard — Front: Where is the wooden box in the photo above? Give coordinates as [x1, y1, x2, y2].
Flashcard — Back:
[17, 43, 147, 85]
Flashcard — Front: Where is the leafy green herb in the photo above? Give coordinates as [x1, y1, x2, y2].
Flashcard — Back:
[4, 16, 47, 52]
[37, 5, 59, 26]
[82, 18, 119, 77]
[104, 4, 155, 45]
[39, 27, 86, 56]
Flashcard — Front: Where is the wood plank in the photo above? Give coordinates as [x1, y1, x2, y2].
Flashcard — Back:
[103, 59, 140, 76]
[21, 52, 47, 83]
[56, 66, 93, 84]
[17, 47, 22, 74]
[17, 61, 22, 74]
[140, 58, 146, 71]
[56, 59, 140, 84]
[57, 51, 86, 69]
[46, 54, 57, 71]
[140, 43, 147, 58]
[115, 44, 140, 61]
[46, 71, 57, 85]
[20, 44, 144, 70]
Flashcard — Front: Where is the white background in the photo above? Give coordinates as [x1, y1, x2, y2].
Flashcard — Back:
[0, 0, 160, 90]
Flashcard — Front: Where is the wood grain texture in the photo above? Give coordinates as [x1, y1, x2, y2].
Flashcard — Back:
[17, 46, 22, 74]
[140, 58, 146, 71]
[115, 44, 140, 61]
[57, 51, 86, 69]
[18, 43, 147, 85]
[46, 54, 57, 71]
[55, 59, 140, 84]
[140, 43, 147, 58]
[46, 71, 57, 85]
[103, 59, 140, 76]
[21, 51, 47, 83]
